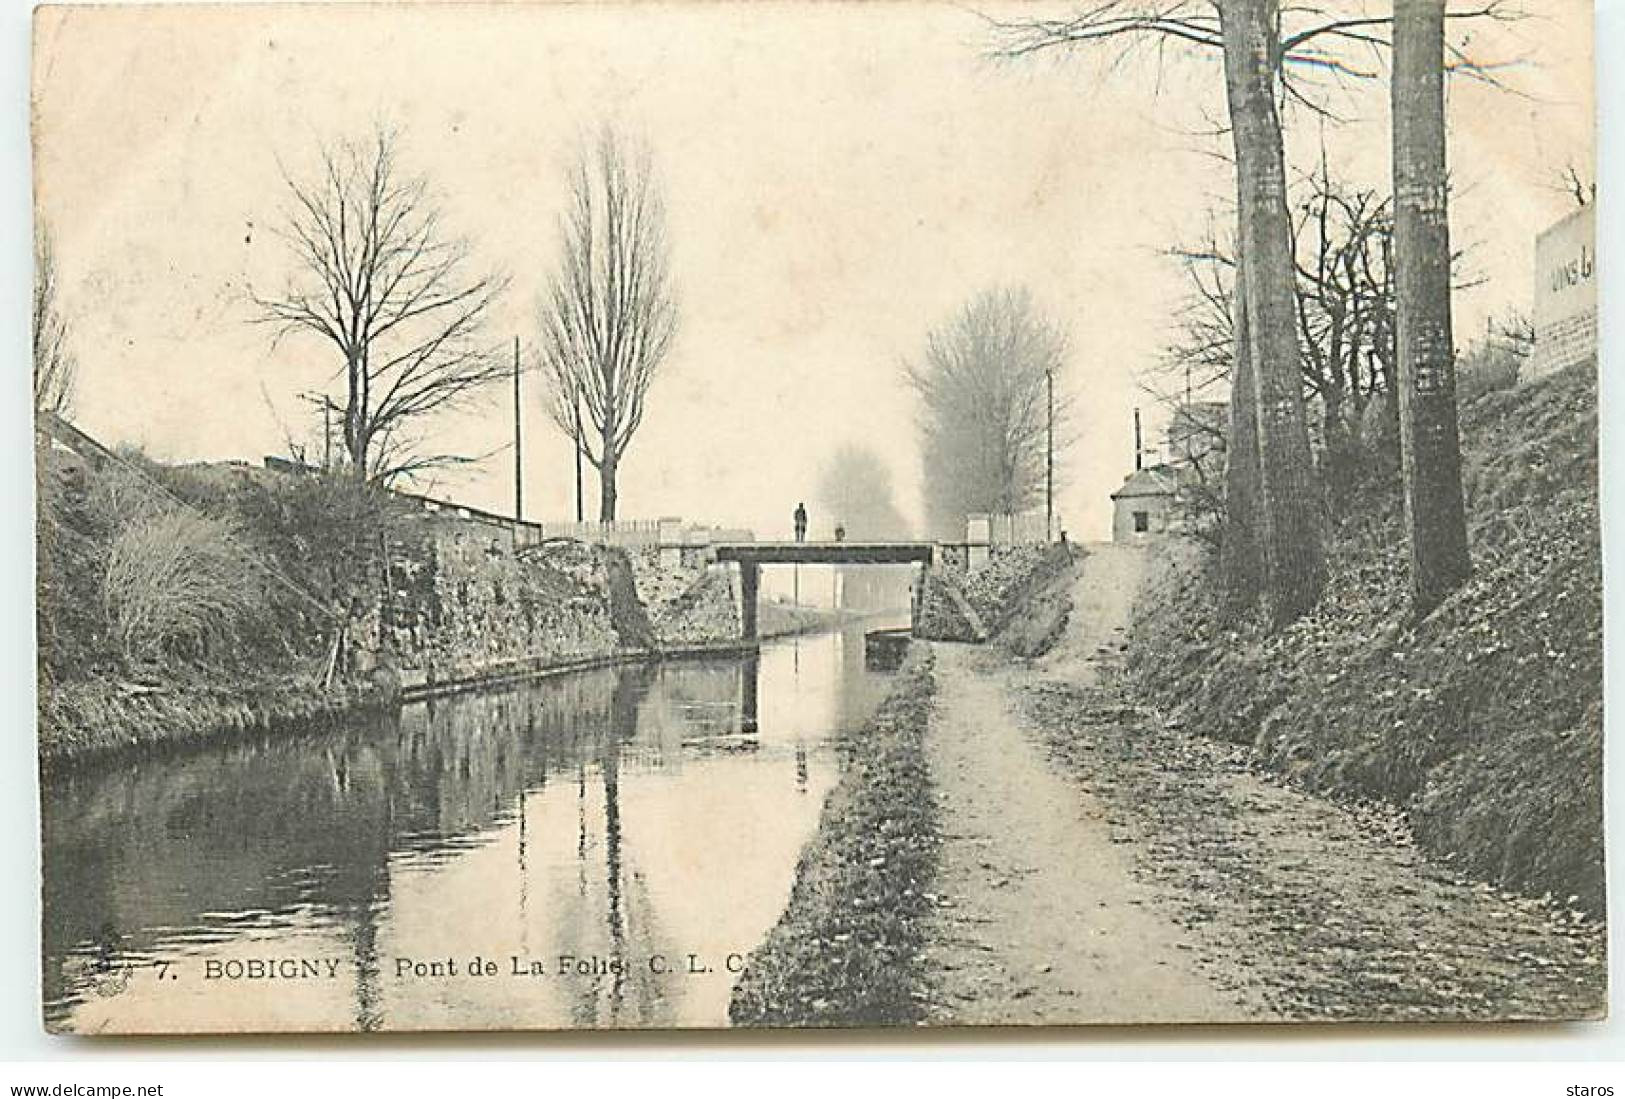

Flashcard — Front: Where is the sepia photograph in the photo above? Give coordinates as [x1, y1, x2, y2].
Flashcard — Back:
[29, 0, 1603, 1036]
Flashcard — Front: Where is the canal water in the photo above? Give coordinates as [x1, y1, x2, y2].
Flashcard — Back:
[42, 618, 905, 1033]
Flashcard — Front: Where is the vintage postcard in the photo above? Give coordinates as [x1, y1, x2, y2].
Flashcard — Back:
[33, 1, 1602, 1034]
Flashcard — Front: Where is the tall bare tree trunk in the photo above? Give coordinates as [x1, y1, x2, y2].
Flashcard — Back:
[1220, 264, 1265, 618]
[599, 451, 619, 521]
[1219, 0, 1326, 626]
[346, 352, 367, 481]
[1393, 0, 1470, 616]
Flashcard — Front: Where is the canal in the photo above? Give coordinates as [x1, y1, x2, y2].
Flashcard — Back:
[42, 617, 906, 1033]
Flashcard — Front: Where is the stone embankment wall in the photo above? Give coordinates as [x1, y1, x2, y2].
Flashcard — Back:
[351, 523, 624, 690]
[39, 519, 745, 766]
[915, 545, 1075, 643]
[627, 548, 742, 646]
[352, 525, 748, 696]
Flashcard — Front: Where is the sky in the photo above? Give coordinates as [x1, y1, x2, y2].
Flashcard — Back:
[32, 1, 1594, 542]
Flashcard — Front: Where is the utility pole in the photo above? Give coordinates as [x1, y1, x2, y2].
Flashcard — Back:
[297, 390, 340, 472]
[1045, 366, 1055, 540]
[1133, 406, 1144, 471]
[512, 336, 523, 524]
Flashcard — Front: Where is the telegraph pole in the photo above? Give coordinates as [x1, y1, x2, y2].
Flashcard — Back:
[297, 390, 340, 472]
[512, 336, 524, 524]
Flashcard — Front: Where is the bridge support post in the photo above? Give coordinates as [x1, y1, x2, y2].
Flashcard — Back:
[739, 561, 760, 641]
[741, 652, 760, 732]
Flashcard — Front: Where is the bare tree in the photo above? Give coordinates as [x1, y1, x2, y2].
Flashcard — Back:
[1221, 261, 1267, 613]
[537, 128, 678, 522]
[988, 0, 1515, 624]
[252, 128, 508, 485]
[1219, 0, 1328, 625]
[33, 225, 76, 416]
[1160, 152, 1491, 510]
[905, 287, 1068, 541]
[1393, 0, 1469, 616]
[989, 0, 1330, 624]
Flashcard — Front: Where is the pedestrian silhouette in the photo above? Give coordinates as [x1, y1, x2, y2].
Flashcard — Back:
[793, 502, 808, 543]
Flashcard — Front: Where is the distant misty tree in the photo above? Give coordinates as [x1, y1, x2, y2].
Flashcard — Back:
[1454, 310, 1529, 403]
[817, 444, 913, 611]
[33, 225, 76, 417]
[816, 443, 911, 541]
[537, 127, 678, 522]
[251, 127, 508, 485]
[904, 287, 1067, 542]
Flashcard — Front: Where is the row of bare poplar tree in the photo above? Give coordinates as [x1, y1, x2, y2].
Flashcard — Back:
[249, 126, 674, 523]
[999, 0, 1481, 625]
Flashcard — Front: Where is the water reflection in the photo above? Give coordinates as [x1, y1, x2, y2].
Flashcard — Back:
[42, 619, 902, 1033]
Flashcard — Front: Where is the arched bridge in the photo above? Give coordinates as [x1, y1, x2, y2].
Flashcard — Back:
[713, 541, 935, 640]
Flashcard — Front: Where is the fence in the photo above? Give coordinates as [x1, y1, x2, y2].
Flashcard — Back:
[381, 489, 754, 552]
[527, 518, 663, 547]
[523, 518, 755, 549]
[936, 511, 1057, 573]
[966, 511, 1053, 547]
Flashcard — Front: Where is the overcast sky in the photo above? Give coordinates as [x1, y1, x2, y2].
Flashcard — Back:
[32, 1, 1593, 540]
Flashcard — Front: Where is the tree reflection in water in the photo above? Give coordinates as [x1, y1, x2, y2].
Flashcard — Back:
[41, 622, 901, 1033]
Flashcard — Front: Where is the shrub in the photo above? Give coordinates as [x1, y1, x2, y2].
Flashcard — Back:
[1456, 333, 1524, 404]
[83, 464, 167, 535]
[102, 509, 267, 664]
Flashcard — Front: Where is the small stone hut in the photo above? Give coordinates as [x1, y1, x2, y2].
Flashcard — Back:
[1110, 466, 1177, 542]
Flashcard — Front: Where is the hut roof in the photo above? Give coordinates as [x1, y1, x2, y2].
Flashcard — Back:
[1110, 465, 1178, 501]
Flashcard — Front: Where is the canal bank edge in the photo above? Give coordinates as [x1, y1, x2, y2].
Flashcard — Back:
[37, 534, 840, 775]
[36, 624, 839, 774]
[729, 648, 941, 1028]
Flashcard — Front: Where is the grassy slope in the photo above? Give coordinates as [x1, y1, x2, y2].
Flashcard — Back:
[1127, 364, 1603, 913]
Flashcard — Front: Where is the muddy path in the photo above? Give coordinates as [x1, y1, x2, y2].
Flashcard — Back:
[919, 641, 1250, 1024]
[919, 543, 1605, 1025]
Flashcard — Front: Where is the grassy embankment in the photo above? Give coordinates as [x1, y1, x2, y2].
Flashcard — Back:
[37, 450, 410, 768]
[1127, 363, 1603, 913]
[729, 652, 940, 1027]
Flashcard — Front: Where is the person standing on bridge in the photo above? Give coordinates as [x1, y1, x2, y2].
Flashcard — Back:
[794, 502, 808, 542]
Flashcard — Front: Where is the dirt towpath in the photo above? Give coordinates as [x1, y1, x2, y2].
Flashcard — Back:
[919, 543, 1604, 1025]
